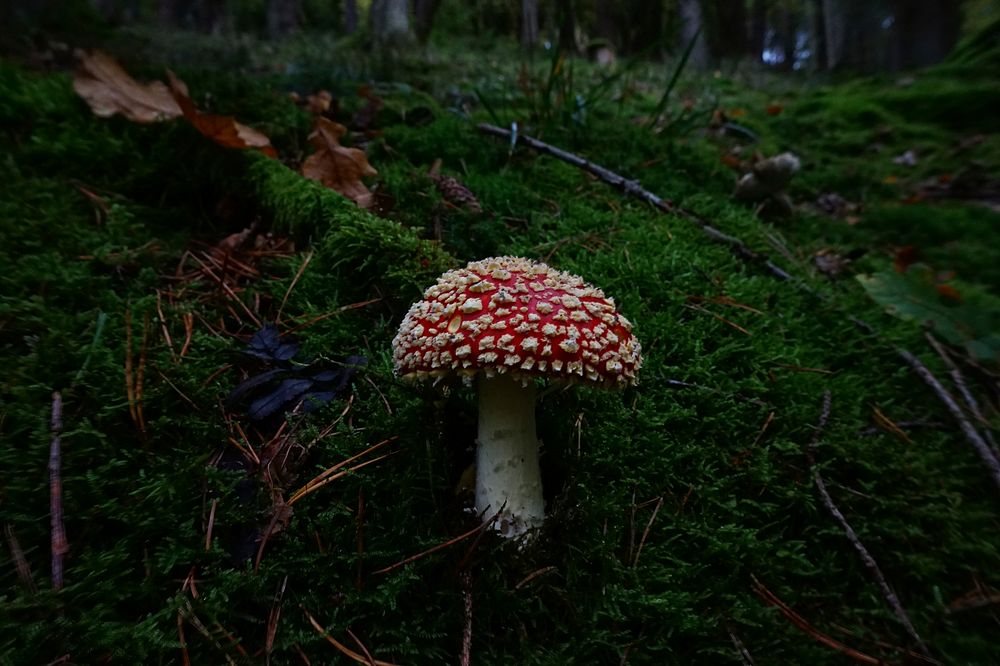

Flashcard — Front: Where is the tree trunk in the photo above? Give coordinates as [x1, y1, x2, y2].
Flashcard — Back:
[812, 0, 827, 71]
[594, 0, 618, 44]
[521, 0, 539, 48]
[344, 0, 358, 34]
[750, 0, 767, 61]
[824, 0, 881, 71]
[678, 0, 709, 69]
[370, 0, 412, 46]
[778, 7, 796, 70]
[266, 0, 300, 38]
[414, 0, 441, 44]
[557, 0, 577, 53]
[711, 0, 749, 61]
[891, 0, 963, 70]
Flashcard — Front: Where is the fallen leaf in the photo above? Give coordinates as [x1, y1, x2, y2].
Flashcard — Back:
[73, 50, 181, 123]
[354, 85, 384, 132]
[301, 117, 378, 208]
[893, 245, 919, 273]
[858, 265, 1000, 361]
[766, 103, 783, 116]
[728, 107, 746, 117]
[813, 250, 850, 278]
[936, 283, 963, 302]
[892, 149, 918, 167]
[882, 175, 899, 185]
[721, 154, 743, 170]
[306, 90, 333, 115]
[166, 71, 277, 158]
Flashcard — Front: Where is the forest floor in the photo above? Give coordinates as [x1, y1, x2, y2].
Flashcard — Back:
[1, 24, 999, 665]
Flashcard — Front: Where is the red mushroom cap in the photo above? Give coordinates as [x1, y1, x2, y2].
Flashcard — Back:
[392, 256, 642, 386]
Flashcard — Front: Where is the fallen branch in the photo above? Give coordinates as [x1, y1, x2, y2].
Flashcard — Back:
[302, 606, 398, 666]
[898, 349, 1000, 491]
[806, 392, 932, 659]
[374, 506, 502, 576]
[460, 570, 473, 666]
[49, 392, 67, 592]
[4, 524, 37, 593]
[751, 575, 883, 665]
[925, 333, 1000, 462]
[724, 622, 756, 666]
[477, 122, 794, 282]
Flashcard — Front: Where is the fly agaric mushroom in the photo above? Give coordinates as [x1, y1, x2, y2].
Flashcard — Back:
[392, 256, 641, 538]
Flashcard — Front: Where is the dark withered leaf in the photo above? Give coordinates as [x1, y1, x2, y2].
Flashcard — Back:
[226, 367, 287, 405]
[249, 378, 314, 421]
[301, 391, 337, 412]
[245, 323, 300, 362]
[311, 370, 340, 382]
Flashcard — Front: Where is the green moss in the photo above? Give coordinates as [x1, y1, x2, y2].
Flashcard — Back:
[0, 35, 998, 666]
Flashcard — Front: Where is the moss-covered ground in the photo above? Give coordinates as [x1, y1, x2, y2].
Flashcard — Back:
[1, 25, 999, 665]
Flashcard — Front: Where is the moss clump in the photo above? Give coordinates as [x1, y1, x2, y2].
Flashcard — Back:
[1, 35, 998, 666]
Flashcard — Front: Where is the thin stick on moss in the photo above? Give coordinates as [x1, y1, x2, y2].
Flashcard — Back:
[751, 575, 882, 665]
[49, 391, 67, 592]
[156, 290, 178, 362]
[460, 570, 473, 666]
[898, 349, 1000, 491]
[477, 123, 794, 282]
[204, 498, 218, 552]
[632, 495, 664, 567]
[724, 622, 756, 666]
[286, 436, 398, 504]
[373, 506, 503, 575]
[125, 309, 138, 426]
[5, 524, 36, 593]
[806, 391, 932, 659]
[925, 333, 1000, 461]
[178, 612, 191, 666]
[301, 606, 399, 666]
[265, 575, 288, 658]
[276, 249, 314, 324]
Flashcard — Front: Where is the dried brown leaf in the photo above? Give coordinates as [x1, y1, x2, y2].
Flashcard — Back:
[301, 117, 378, 208]
[73, 50, 182, 123]
[166, 70, 277, 158]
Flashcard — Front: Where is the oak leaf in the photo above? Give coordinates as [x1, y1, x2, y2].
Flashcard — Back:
[301, 117, 377, 208]
[166, 71, 277, 158]
[73, 50, 182, 123]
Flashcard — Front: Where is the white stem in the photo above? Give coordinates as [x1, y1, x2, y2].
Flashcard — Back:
[475, 374, 543, 538]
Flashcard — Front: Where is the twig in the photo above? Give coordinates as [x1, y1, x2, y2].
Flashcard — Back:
[751, 575, 883, 665]
[156, 289, 178, 362]
[277, 250, 314, 324]
[724, 622, 756, 666]
[178, 612, 191, 666]
[477, 123, 794, 282]
[513, 565, 558, 590]
[925, 333, 1000, 461]
[806, 391, 932, 658]
[632, 496, 663, 567]
[301, 606, 398, 666]
[460, 570, 473, 666]
[265, 576, 288, 657]
[204, 498, 218, 552]
[287, 437, 399, 506]
[346, 628, 376, 666]
[4, 524, 37, 592]
[49, 392, 67, 592]
[898, 349, 1000, 491]
[374, 507, 502, 575]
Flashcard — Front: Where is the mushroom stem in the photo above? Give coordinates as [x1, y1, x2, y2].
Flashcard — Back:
[475, 374, 544, 538]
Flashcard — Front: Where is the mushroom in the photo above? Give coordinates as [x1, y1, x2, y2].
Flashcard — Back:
[392, 256, 642, 538]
